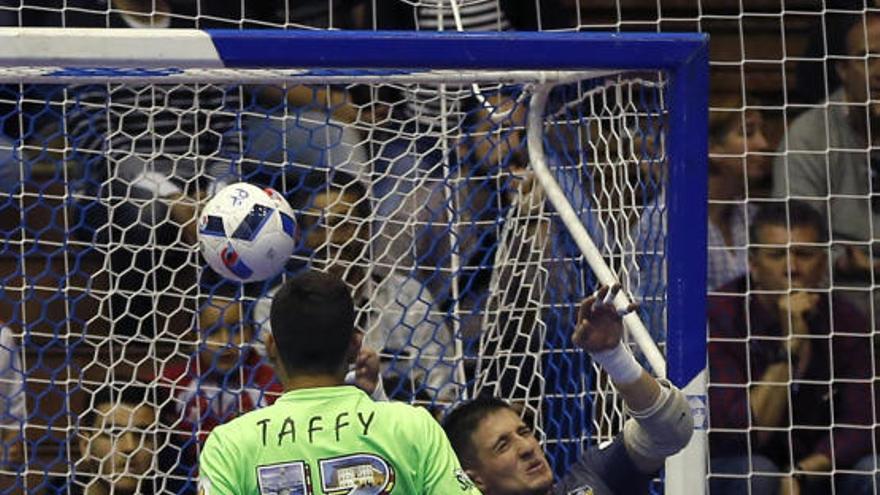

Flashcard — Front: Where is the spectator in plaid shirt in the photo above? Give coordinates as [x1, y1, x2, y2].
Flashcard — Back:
[708, 200, 875, 495]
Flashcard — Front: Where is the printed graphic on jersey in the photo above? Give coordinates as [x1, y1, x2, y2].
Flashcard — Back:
[198, 477, 210, 495]
[688, 394, 708, 430]
[454, 469, 476, 491]
[319, 453, 396, 494]
[257, 461, 312, 495]
[566, 487, 594, 495]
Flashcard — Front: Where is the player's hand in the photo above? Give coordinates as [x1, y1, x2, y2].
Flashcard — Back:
[354, 348, 380, 395]
[572, 285, 636, 353]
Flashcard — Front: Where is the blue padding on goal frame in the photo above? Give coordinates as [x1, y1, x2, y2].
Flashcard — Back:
[207, 29, 706, 72]
[210, 29, 708, 387]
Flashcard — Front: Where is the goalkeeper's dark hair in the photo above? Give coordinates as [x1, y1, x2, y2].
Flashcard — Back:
[81, 384, 157, 431]
[442, 396, 516, 468]
[749, 200, 828, 245]
[270, 269, 356, 375]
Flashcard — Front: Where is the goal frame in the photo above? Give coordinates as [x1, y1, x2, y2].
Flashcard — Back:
[0, 28, 709, 493]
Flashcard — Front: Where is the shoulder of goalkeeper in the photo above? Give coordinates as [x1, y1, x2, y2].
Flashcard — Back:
[623, 379, 693, 462]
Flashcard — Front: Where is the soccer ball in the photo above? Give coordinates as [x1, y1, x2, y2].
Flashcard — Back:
[198, 182, 296, 282]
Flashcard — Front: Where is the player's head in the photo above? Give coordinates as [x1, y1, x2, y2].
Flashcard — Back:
[197, 297, 252, 374]
[269, 269, 358, 376]
[292, 170, 371, 285]
[77, 385, 157, 494]
[443, 397, 554, 495]
[708, 93, 771, 194]
[749, 200, 828, 291]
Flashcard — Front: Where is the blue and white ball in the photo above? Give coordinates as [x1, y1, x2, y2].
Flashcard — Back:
[198, 182, 296, 282]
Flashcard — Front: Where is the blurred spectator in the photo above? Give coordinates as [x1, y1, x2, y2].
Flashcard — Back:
[793, 1, 873, 105]
[350, 1, 575, 300]
[705, 95, 773, 289]
[0, 324, 24, 469]
[241, 0, 373, 184]
[773, 11, 880, 302]
[161, 297, 281, 440]
[635, 94, 772, 298]
[18, 0, 256, 338]
[708, 201, 874, 495]
[159, 297, 280, 486]
[65, 384, 174, 495]
[254, 170, 458, 403]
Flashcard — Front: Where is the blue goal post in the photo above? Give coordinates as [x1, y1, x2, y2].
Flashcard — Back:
[0, 28, 707, 494]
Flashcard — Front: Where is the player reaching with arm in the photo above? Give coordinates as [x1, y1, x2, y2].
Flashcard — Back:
[443, 285, 693, 495]
[199, 269, 482, 494]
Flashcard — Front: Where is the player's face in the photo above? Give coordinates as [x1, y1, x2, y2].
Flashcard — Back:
[468, 408, 554, 495]
[750, 224, 827, 291]
[301, 189, 369, 282]
[79, 401, 155, 493]
[839, 17, 880, 116]
[710, 110, 770, 188]
[200, 302, 252, 374]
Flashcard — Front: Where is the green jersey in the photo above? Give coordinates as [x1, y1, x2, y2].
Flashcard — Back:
[199, 385, 481, 495]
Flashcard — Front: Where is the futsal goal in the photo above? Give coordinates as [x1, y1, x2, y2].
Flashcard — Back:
[0, 28, 708, 494]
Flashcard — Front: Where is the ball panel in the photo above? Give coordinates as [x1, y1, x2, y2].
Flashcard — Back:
[220, 243, 255, 280]
[197, 182, 297, 283]
[199, 214, 227, 237]
[230, 204, 273, 241]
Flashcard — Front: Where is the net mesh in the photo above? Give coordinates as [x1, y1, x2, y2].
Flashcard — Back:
[0, 61, 669, 492]
[18, 0, 880, 493]
[0, 1, 870, 493]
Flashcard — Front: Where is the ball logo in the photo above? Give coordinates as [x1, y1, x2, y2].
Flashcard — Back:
[230, 187, 250, 207]
[221, 244, 239, 267]
[220, 243, 253, 280]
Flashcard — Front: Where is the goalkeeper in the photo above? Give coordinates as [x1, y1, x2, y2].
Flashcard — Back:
[199, 269, 481, 494]
[442, 285, 693, 495]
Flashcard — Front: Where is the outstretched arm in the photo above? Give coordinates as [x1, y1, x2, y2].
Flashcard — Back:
[574, 286, 693, 473]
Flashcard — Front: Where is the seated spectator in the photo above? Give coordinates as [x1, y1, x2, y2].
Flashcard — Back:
[705, 94, 773, 288]
[0, 324, 24, 469]
[792, 0, 871, 105]
[634, 93, 772, 297]
[773, 11, 880, 298]
[161, 297, 282, 442]
[28, 0, 262, 338]
[708, 201, 874, 495]
[241, 0, 374, 186]
[254, 170, 458, 403]
[159, 296, 280, 485]
[65, 384, 174, 495]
